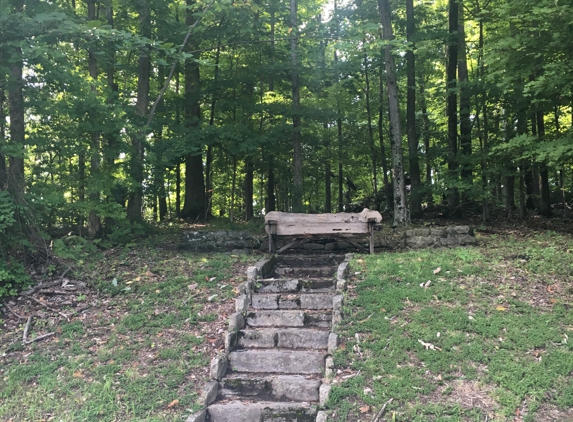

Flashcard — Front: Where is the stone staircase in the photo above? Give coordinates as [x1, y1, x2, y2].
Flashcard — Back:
[187, 254, 350, 422]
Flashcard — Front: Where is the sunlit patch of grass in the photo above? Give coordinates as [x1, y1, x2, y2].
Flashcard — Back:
[330, 235, 573, 421]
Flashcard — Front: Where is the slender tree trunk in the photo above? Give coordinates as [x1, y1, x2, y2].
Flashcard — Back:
[378, 0, 409, 226]
[363, 55, 378, 195]
[419, 72, 433, 206]
[378, 60, 391, 210]
[8, 43, 25, 198]
[230, 156, 237, 222]
[406, 0, 421, 218]
[290, 0, 303, 212]
[537, 111, 551, 216]
[127, 0, 151, 222]
[181, 0, 206, 220]
[458, 4, 472, 198]
[446, 0, 460, 218]
[530, 114, 541, 211]
[87, 0, 101, 236]
[0, 77, 7, 190]
[266, 7, 276, 213]
[245, 157, 254, 220]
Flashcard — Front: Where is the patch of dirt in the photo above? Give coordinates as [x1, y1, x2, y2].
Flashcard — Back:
[439, 380, 497, 414]
[528, 403, 573, 422]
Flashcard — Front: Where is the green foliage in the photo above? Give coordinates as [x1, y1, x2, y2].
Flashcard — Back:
[0, 259, 30, 298]
[52, 235, 98, 261]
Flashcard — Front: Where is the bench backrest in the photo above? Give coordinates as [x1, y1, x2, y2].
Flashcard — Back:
[265, 209, 382, 236]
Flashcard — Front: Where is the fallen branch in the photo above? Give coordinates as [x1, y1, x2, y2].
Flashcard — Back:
[372, 398, 393, 422]
[23, 316, 33, 342]
[24, 332, 55, 344]
[2, 304, 26, 319]
[25, 295, 69, 320]
[23, 266, 74, 295]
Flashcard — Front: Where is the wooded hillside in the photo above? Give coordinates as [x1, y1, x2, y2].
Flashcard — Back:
[1, 0, 572, 290]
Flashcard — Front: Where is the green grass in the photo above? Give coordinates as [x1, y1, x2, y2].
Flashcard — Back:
[329, 232, 573, 421]
[0, 240, 257, 422]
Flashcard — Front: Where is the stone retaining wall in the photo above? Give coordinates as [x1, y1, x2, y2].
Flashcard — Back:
[180, 226, 477, 253]
[181, 230, 259, 252]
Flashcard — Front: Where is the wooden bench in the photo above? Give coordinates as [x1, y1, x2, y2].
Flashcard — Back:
[264, 209, 383, 255]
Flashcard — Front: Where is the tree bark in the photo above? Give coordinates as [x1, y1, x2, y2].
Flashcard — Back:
[127, 0, 151, 222]
[181, 0, 206, 220]
[378, 0, 409, 226]
[447, 0, 460, 218]
[378, 60, 391, 210]
[245, 157, 254, 220]
[7, 44, 25, 199]
[406, 0, 421, 218]
[419, 72, 432, 206]
[0, 75, 7, 190]
[458, 4, 472, 196]
[290, 0, 303, 212]
[266, 6, 276, 213]
[537, 111, 551, 216]
[363, 54, 378, 195]
[87, 0, 101, 236]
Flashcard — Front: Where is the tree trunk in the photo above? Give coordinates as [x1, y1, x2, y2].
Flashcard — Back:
[419, 72, 432, 206]
[446, 0, 460, 218]
[87, 0, 101, 236]
[127, 0, 151, 222]
[245, 157, 254, 220]
[363, 55, 378, 195]
[290, 0, 303, 212]
[406, 0, 421, 218]
[7, 44, 25, 198]
[378, 60, 391, 210]
[181, 0, 206, 220]
[0, 78, 7, 190]
[458, 4, 472, 197]
[266, 6, 276, 213]
[230, 156, 237, 222]
[378, 0, 409, 226]
[537, 111, 551, 216]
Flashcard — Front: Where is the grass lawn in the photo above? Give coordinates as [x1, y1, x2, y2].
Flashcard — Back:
[0, 231, 259, 422]
[329, 230, 573, 422]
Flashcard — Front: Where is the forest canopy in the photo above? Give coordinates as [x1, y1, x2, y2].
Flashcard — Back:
[1, 0, 573, 292]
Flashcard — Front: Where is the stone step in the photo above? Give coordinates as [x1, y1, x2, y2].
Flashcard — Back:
[208, 401, 317, 422]
[256, 278, 335, 294]
[275, 255, 344, 268]
[218, 375, 321, 402]
[229, 350, 326, 374]
[251, 293, 334, 310]
[246, 310, 332, 328]
[237, 328, 329, 350]
[273, 266, 336, 278]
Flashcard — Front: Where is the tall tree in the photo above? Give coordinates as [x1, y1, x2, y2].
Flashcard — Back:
[127, 0, 151, 222]
[378, 0, 409, 226]
[181, 0, 206, 220]
[406, 0, 422, 218]
[290, 0, 303, 212]
[446, 0, 460, 217]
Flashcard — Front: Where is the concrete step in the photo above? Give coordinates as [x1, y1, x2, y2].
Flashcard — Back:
[275, 255, 344, 268]
[246, 310, 332, 328]
[218, 374, 321, 402]
[237, 328, 329, 350]
[273, 266, 336, 278]
[256, 278, 335, 294]
[208, 401, 317, 422]
[229, 350, 326, 374]
[251, 293, 334, 310]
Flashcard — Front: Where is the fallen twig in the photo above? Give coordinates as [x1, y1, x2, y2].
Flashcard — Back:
[2, 304, 26, 319]
[25, 295, 69, 320]
[23, 316, 33, 342]
[23, 266, 74, 295]
[372, 398, 393, 422]
[24, 332, 55, 344]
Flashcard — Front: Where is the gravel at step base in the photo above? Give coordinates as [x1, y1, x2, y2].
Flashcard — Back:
[273, 266, 335, 278]
[229, 350, 326, 374]
[208, 401, 317, 422]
